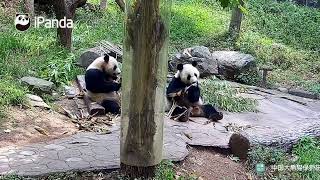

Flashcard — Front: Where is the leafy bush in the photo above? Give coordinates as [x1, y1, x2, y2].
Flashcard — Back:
[201, 77, 257, 112]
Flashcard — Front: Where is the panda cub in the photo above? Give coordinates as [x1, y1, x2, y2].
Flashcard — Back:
[85, 53, 121, 114]
[166, 61, 223, 121]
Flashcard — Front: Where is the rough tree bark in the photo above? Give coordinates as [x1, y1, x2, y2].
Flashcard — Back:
[115, 0, 125, 11]
[100, 0, 107, 10]
[24, 0, 34, 16]
[228, 0, 244, 40]
[121, 0, 172, 178]
[53, 0, 87, 49]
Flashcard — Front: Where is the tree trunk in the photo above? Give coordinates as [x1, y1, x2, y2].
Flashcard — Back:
[115, 0, 125, 11]
[24, 0, 34, 16]
[228, 0, 244, 40]
[100, 0, 107, 10]
[53, 0, 87, 49]
[120, 0, 172, 178]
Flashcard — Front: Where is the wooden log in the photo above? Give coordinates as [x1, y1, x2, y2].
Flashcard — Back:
[83, 95, 105, 115]
[76, 75, 105, 115]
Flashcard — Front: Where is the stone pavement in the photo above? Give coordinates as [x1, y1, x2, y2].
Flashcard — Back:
[0, 122, 188, 176]
[1, 86, 320, 176]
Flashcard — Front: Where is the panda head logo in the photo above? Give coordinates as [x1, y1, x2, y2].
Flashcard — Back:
[15, 14, 30, 31]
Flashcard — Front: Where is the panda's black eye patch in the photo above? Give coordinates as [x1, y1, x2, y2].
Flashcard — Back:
[113, 65, 117, 71]
[187, 75, 191, 80]
[19, 16, 22, 20]
[194, 73, 197, 77]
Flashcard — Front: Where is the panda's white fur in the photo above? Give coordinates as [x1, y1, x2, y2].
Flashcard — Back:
[166, 63, 203, 112]
[15, 14, 29, 26]
[85, 55, 121, 105]
[174, 64, 200, 85]
[86, 55, 121, 78]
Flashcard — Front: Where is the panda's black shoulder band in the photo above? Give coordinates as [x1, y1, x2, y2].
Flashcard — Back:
[177, 64, 183, 71]
[192, 61, 197, 67]
[104, 54, 109, 63]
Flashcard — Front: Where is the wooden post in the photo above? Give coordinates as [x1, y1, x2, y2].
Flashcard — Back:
[260, 66, 273, 87]
[229, 0, 244, 40]
[121, 0, 172, 178]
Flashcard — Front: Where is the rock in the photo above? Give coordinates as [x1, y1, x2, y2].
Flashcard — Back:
[26, 94, 50, 109]
[64, 86, 77, 99]
[277, 87, 289, 93]
[21, 77, 54, 94]
[78, 41, 123, 68]
[169, 46, 219, 77]
[288, 89, 318, 99]
[211, 51, 256, 80]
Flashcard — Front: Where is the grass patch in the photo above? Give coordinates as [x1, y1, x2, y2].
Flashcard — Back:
[248, 137, 320, 179]
[170, 0, 230, 53]
[239, 0, 320, 92]
[0, 79, 26, 119]
[201, 77, 257, 112]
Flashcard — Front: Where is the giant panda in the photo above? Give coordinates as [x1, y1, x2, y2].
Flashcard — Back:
[166, 61, 223, 122]
[85, 52, 121, 114]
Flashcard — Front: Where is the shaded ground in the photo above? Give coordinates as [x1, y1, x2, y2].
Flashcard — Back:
[0, 147, 252, 180]
[175, 147, 252, 180]
[0, 106, 78, 148]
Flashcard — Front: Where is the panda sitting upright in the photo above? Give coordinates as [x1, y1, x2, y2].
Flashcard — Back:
[85, 52, 121, 114]
[166, 61, 223, 122]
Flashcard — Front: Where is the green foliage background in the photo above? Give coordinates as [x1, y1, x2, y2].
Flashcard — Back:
[0, 0, 319, 111]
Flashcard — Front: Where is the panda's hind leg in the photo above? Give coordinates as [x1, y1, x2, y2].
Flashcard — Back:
[101, 100, 120, 114]
[203, 104, 223, 121]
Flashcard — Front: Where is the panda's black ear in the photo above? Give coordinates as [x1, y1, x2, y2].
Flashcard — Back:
[104, 54, 110, 63]
[177, 64, 183, 71]
[192, 61, 197, 67]
[108, 51, 117, 59]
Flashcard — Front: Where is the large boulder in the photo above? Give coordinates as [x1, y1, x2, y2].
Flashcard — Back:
[78, 41, 123, 68]
[169, 46, 219, 77]
[20, 76, 54, 94]
[212, 51, 256, 80]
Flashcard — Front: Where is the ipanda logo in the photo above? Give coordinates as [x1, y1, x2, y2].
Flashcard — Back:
[15, 13, 73, 31]
[15, 14, 30, 31]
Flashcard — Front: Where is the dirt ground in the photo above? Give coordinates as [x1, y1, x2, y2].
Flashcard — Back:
[175, 146, 253, 180]
[0, 106, 78, 148]
[0, 101, 252, 179]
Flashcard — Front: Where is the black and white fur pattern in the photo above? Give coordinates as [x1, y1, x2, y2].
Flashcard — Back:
[166, 61, 203, 108]
[85, 53, 121, 114]
[166, 61, 223, 121]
